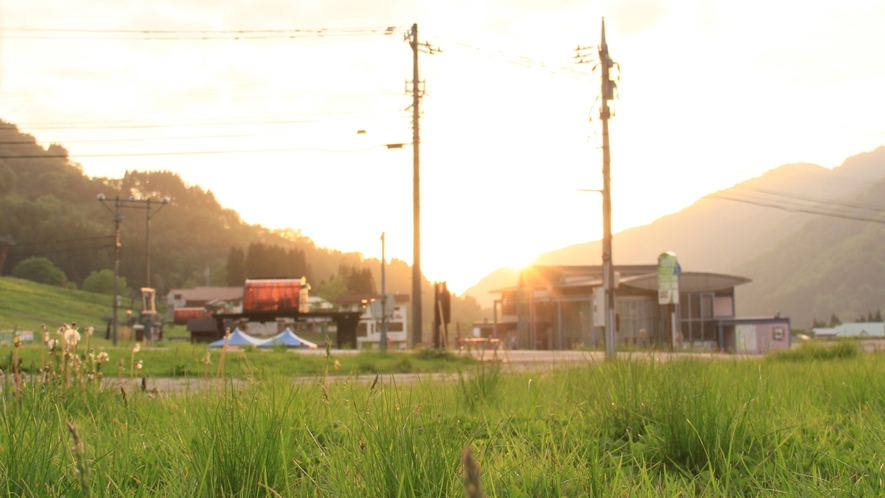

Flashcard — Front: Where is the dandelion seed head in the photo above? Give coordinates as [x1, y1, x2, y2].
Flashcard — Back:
[63, 328, 81, 347]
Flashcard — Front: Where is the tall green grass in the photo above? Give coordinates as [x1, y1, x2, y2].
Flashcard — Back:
[3, 355, 885, 496]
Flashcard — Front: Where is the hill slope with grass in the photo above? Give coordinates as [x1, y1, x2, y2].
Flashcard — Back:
[0, 276, 113, 332]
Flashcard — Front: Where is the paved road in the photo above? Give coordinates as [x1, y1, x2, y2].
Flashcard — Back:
[137, 348, 744, 394]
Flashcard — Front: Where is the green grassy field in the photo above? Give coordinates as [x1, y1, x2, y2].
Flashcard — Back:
[3, 345, 885, 496]
[0, 277, 114, 332]
[2, 343, 475, 378]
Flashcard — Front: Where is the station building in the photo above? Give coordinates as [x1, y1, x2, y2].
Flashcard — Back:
[488, 264, 790, 354]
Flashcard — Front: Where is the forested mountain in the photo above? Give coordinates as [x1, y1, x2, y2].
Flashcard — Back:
[0, 120, 485, 328]
[465, 147, 885, 328]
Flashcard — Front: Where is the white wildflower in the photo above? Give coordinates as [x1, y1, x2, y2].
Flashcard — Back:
[63, 328, 81, 347]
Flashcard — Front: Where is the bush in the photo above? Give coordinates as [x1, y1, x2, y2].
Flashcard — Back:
[768, 340, 860, 361]
[415, 348, 457, 361]
[11, 257, 66, 286]
[82, 269, 128, 295]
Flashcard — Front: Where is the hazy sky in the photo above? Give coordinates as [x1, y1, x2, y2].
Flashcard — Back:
[1, 0, 883, 292]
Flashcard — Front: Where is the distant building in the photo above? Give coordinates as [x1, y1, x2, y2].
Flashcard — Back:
[335, 293, 409, 349]
[167, 286, 243, 313]
[488, 264, 791, 354]
[813, 322, 885, 339]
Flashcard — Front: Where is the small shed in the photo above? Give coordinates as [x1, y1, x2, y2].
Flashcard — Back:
[188, 318, 221, 343]
[719, 317, 791, 354]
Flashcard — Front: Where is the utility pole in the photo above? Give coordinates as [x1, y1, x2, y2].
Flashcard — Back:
[99, 194, 169, 345]
[410, 22, 423, 348]
[142, 197, 170, 289]
[112, 209, 121, 346]
[98, 194, 124, 346]
[404, 23, 440, 348]
[380, 232, 388, 352]
[599, 18, 616, 361]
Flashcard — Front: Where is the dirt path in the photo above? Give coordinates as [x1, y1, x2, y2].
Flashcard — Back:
[133, 349, 745, 394]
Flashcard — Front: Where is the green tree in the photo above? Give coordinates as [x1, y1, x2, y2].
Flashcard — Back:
[827, 314, 841, 327]
[339, 265, 376, 294]
[314, 275, 349, 303]
[0, 160, 16, 195]
[227, 247, 245, 286]
[83, 269, 129, 295]
[11, 257, 67, 286]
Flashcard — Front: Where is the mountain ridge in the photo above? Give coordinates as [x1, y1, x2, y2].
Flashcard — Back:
[464, 146, 885, 328]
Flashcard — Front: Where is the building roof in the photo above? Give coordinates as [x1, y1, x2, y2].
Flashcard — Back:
[171, 286, 243, 302]
[489, 266, 751, 295]
[833, 322, 885, 338]
[620, 272, 751, 293]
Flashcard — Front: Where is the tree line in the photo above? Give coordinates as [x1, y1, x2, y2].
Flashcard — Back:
[0, 120, 487, 326]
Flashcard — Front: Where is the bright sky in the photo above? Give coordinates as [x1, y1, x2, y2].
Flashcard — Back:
[1, 0, 883, 293]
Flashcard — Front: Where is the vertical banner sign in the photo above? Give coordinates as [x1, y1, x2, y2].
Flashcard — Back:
[658, 252, 681, 305]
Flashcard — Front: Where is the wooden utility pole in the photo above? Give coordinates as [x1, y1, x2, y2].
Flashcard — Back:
[380, 232, 388, 351]
[409, 22, 423, 348]
[599, 18, 617, 361]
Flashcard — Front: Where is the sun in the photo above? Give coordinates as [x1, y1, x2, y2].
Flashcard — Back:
[508, 253, 536, 271]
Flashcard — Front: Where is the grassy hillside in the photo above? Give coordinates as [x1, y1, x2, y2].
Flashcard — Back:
[736, 173, 885, 327]
[0, 277, 112, 331]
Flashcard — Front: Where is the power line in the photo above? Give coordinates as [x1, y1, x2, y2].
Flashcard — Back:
[732, 185, 885, 213]
[711, 193, 885, 224]
[0, 26, 402, 34]
[15, 235, 113, 247]
[0, 144, 393, 159]
[426, 31, 592, 80]
[0, 26, 404, 41]
[11, 244, 115, 256]
[0, 109, 402, 129]
[0, 129, 356, 145]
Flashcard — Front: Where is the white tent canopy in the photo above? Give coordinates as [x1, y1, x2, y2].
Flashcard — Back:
[208, 328, 266, 348]
[260, 327, 318, 349]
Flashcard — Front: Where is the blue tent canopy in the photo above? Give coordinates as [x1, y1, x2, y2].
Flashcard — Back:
[208, 328, 266, 348]
[260, 328, 318, 349]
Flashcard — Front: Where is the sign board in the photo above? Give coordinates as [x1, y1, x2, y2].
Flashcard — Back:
[657, 252, 681, 305]
[0, 330, 34, 345]
[592, 287, 605, 327]
[370, 293, 396, 319]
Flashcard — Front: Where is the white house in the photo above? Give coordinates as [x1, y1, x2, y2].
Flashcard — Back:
[335, 294, 409, 349]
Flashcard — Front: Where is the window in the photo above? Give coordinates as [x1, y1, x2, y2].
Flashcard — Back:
[388, 322, 404, 332]
[773, 326, 785, 341]
[357, 323, 368, 337]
